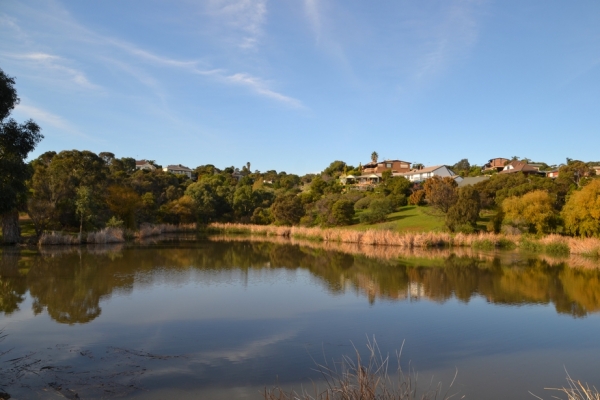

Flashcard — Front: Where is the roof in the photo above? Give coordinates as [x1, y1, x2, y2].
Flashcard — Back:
[400, 165, 447, 175]
[457, 176, 490, 187]
[165, 164, 192, 171]
[499, 160, 541, 174]
[136, 160, 152, 166]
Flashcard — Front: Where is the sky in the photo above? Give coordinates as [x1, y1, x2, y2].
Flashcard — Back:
[1, 0, 599, 174]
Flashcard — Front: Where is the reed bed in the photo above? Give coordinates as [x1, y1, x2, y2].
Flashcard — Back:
[208, 223, 600, 258]
[136, 223, 197, 238]
[264, 339, 459, 400]
[38, 231, 80, 245]
[86, 227, 125, 244]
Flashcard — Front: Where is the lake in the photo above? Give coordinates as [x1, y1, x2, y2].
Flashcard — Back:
[1, 235, 600, 399]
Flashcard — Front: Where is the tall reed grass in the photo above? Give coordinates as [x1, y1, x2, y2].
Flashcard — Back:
[264, 339, 459, 400]
[86, 227, 125, 244]
[38, 231, 80, 245]
[208, 223, 600, 258]
[136, 223, 197, 238]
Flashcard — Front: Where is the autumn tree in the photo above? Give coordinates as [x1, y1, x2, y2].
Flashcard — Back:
[502, 190, 557, 234]
[423, 176, 458, 213]
[408, 190, 426, 206]
[0, 69, 43, 243]
[106, 186, 141, 229]
[561, 179, 600, 237]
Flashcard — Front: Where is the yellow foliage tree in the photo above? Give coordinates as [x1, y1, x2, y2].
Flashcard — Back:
[502, 190, 557, 234]
[561, 179, 600, 237]
[106, 185, 141, 229]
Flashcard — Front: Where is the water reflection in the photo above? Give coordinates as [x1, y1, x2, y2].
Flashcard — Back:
[1, 238, 600, 324]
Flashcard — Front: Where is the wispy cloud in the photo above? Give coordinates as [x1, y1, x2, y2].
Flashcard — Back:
[225, 73, 303, 108]
[205, 0, 268, 49]
[6, 52, 101, 90]
[413, 0, 484, 81]
[14, 102, 95, 141]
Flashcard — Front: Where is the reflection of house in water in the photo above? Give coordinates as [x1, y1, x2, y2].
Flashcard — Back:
[407, 282, 425, 300]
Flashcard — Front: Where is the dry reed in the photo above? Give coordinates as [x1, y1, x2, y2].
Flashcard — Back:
[264, 339, 460, 400]
[86, 227, 125, 244]
[531, 373, 600, 400]
[208, 223, 600, 258]
[136, 223, 197, 238]
[38, 231, 80, 246]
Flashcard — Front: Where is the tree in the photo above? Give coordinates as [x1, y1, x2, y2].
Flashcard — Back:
[106, 186, 141, 229]
[446, 186, 481, 232]
[502, 190, 557, 234]
[452, 159, 471, 176]
[371, 151, 378, 163]
[359, 198, 392, 224]
[408, 190, 426, 206]
[323, 160, 347, 177]
[0, 69, 43, 243]
[75, 186, 93, 236]
[270, 194, 304, 226]
[558, 160, 594, 188]
[423, 176, 458, 213]
[561, 179, 600, 237]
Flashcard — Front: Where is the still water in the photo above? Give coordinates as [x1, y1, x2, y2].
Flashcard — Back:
[1, 236, 600, 399]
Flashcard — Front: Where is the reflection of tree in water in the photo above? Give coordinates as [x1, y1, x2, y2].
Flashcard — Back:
[2, 239, 600, 323]
[0, 250, 27, 315]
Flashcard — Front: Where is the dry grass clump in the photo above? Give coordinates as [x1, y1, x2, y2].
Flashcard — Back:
[531, 374, 600, 400]
[38, 231, 80, 245]
[264, 339, 460, 400]
[565, 237, 600, 257]
[136, 223, 196, 238]
[86, 227, 125, 244]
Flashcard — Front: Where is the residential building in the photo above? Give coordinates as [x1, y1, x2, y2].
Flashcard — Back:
[546, 170, 559, 179]
[163, 164, 193, 178]
[135, 160, 156, 171]
[499, 160, 545, 176]
[457, 176, 490, 187]
[483, 158, 510, 172]
[362, 159, 411, 174]
[395, 165, 456, 182]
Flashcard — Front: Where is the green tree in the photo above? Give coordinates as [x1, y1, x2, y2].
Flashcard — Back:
[106, 185, 141, 229]
[562, 179, 600, 237]
[330, 198, 355, 226]
[75, 186, 94, 236]
[446, 186, 481, 232]
[359, 198, 392, 224]
[371, 151, 378, 163]
[0, 69, 43, 243]
[270, 194, 304, 226]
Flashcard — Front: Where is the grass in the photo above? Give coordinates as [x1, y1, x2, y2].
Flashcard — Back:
[352, 206, 446, 233]
[264, 339, 459, 400]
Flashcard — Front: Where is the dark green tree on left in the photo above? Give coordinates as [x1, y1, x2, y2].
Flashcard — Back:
[0, 69, 43, 243]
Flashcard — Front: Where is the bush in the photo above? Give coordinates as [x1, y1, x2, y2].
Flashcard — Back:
[359, 198, 393, 224]
[408, 190, 426, 206]
[330, 198, 355, 226]
[354, 196, 375, 210]
[388, 194, 408, 209]
[445, 186, 480, 232]
[106, 216, 124, 229]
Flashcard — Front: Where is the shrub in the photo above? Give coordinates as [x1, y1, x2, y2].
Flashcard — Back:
[359, 198, 393, 224]
[354, 196, 375, 210]
[561, 179, 600, 237]
[446, 186, 480, 232]
[106, 216, 124, 229]
[408, 190, 426, 206]
[502, 190, 557, 234]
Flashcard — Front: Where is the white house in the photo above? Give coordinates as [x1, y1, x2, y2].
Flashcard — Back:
[163, 164, 193, 178]
[135, 160, 156, 171]
[394, 165, 456, 182]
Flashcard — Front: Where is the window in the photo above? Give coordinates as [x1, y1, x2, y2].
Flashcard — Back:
[386, 163, 392, 168]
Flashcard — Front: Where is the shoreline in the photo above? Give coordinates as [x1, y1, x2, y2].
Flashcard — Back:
[207, 222, 600, 258]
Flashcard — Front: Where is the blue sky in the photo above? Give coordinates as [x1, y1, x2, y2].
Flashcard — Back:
[1, 0, 599, 174]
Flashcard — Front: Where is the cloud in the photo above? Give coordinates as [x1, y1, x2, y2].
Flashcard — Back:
[14, 103, 93, 140]
[205, 0, 268, 49]
[6, 52, 100, 90]
[304, 0, 322, 42]
[225, 73, 303, 108]
[413, 0, 484, 81]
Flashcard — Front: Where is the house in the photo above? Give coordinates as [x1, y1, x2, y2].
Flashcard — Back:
[135, 160, 156, 171]
[163, 164, 193, 178]
[499, 160, 545, 176]
[395, 165, 456, 183]
[546, 170, 559, 179]
[362, 159, 411, 174]
[593, 166, 600, 176]
[483, 158, 510, 172]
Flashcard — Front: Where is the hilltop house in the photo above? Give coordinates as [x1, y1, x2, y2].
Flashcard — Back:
[499, 160, 545, 176]
[395, 165, 456, 182]
[483, 158, 510, 172]
[135, 160, 156, 171]
[362, 159, 411, 174]
[163, 164, 193, 178]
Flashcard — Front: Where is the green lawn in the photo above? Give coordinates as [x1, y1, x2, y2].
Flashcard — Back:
[351, 205, 446, 233]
